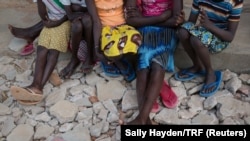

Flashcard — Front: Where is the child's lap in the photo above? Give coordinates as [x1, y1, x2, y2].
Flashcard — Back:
[137, 26, 177, 71]
[38, 21, 71, 53]
[181, 22, 229, 54]
[101, 24, 141, 57]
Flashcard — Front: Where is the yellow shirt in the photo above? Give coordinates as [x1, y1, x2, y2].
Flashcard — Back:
[95, 0, 125, 26]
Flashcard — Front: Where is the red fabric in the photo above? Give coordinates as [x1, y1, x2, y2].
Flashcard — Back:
[160, 81, 178, 108]
[19, 43, 34, 56]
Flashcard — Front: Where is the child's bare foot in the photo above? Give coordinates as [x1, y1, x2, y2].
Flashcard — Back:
[80, 61, 95, 74]
[59, 58, 80, 79]
[80, 64, 94, 74]
[8, 24, 37, 42]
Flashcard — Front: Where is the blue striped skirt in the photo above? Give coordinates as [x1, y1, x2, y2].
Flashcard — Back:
[137, 26, 178, 72]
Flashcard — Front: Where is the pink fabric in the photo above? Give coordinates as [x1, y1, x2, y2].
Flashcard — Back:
[141, 0, 173, 16]
[137, 0, 142, 11]
[69, 40, 88, 63]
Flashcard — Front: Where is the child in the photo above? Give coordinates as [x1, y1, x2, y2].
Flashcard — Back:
[174, 0, 244, 97]
[59, 0, 95, 77]
[10, 0, 70, 105]
[124, 0, 184, 124]
[9, 1, 94, 77]
[85, 0, 142, 82]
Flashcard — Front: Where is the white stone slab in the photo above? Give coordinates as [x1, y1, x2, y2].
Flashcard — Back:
[8, 37, 27, 52]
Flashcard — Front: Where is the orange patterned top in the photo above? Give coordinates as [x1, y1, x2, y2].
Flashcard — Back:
[95, 0, 125, 26]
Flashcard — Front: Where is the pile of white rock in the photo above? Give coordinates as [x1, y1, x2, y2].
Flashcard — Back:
[0, 53, 250, 141]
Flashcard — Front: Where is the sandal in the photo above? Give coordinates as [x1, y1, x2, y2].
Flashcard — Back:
[49, 72, 62, 86]
[199, 71, 222, 97]
[120, 59, 136, 82]
[160, 81, 178, 109]
[101, 61, 121, 77]
[17, 99, 43, 106]
[19, 43, 34, 56]
[174, 67, 206, 81]
[10, 86, 43, 102]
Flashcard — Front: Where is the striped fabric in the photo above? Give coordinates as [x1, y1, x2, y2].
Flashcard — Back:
[191, 0, 243, 29]
[42, 0, 66, 20]
[60, 0, 86, 7]
[137, 26, 177, 72]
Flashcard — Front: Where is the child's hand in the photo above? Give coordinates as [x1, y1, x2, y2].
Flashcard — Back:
[198, 9, 212, 28]
[175, 10, 185, 26]
[166, 10, 185, 27]
[43, 16, 57, 28]
[124, 7, 141, 19]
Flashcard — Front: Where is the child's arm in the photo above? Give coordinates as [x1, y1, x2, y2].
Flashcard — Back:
[156, 0, 185, 27]
[64, 5, 85, 21]
[85, 0, 103, 57]
[37, 0, 67, 28]
[125, 0, 172, 27]
[37, 0, 47, 21]
[43, 16, 68, 28]
[198, 9, 239, 42]
[172, 0, 183, 17]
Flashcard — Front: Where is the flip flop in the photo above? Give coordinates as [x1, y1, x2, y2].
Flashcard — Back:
[100, 61, 121, 77]
[17, 99, 42, 106]
[10, 86, 43, 101]
[160, 81, 178, 109]
[199, 71, 222, 97]
[49, 72, 62, 86]
[19, 43, 34, 56]
[174, 68, 206, 82]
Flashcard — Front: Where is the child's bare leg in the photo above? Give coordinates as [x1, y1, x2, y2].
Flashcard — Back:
[190, 36, 216, 92]
[127, 63, 164, 125]
[8, 21, 43, 43]
[80, 13, 94, 73]
[41, 49, 60, 86]
[28, 46, 48, 94]
[136, 69, 149, 110]
[60, 19, 82, 78]
[178, 28, 204, 73]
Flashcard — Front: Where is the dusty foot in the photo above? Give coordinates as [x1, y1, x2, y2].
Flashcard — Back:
[59, 58, 80, 79]
[8, 24, 36, 42]
[80, 62, 95, 74]
[49, 72, 62, 86]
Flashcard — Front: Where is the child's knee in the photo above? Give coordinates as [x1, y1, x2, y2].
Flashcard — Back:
[190, 36, 203, 48]
[81, 14, 92, 28]
[71, 20, 82, 33]
[178, 28, 189, 40]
